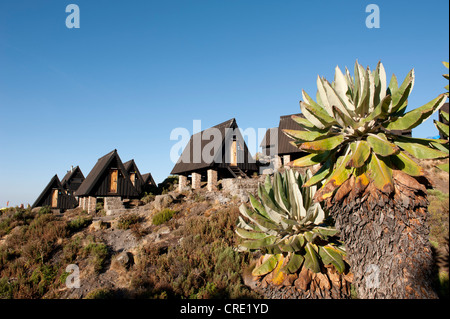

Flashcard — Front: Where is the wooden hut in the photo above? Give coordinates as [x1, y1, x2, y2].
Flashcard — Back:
[75, 149, 139, 213]
[171, 118, 258, 191]
[260, 113, 308, 168]
[61, 166, 85, 195]
[32, 175, 78, 211]
[123, 159, 145, 194]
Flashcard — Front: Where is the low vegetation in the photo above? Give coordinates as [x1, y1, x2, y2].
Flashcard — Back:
[152, 209, 177, 226]
[131, 206, 259, 299]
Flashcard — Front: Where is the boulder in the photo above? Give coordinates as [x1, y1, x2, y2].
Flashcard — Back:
[114, 251, 134, 269]
[153, 194, 174, 211]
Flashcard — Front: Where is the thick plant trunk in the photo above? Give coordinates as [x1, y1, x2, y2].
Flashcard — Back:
[325, 171, 438, 299]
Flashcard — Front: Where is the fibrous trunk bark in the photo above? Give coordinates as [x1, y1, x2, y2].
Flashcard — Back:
[325, 170, 438, 299]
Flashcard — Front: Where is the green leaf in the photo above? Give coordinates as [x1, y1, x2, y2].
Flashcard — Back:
[252, 254, 280, 276]
[346, 140, 371, 168]
[440, 110, 449, 122]
[385, 94, 447, 131]
[319, 246, 346, 273]
[437, 163, 449, 173]
[299, 135, 345, 153]
[292, 151, 331, 167]
[434, 120, 449, 138]
[363, 95, 392, 123]
[312, 226, 339, 238]
[389, 69, 414, 114]
[283, 253, 305, 274]
[291, 115, 327, 133]
[367, 133, 399, 157]
[249, 193, 270, 220]
[283, 129, 323, 142]
[300, 100, 336, 127]
[304, 243, 321, 273]
[390, 151, 424, 176]
[235, 228, 268, 240]
[240, 236, 277, 251]
[303, 160, 333, 187]
[394, 141, 449, 159]
[368, 153, 394, 194]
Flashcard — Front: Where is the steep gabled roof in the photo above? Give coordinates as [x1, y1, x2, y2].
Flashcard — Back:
[32, 175, 62, 208]
[170, 118, 235, 174]
[123, 159, 145, 188]
[142, 173, 156, 186]
[260, 114, 306, 155]
[75, 149, 138, 197]
[61, 166, 85, 190]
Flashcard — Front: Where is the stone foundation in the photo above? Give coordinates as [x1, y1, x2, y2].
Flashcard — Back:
[87, 196, 97, 214]
[178, 175, 188, 192]
[207, 169, 218, 191]
[283, 154, 291, 166]
[104, 197, 126, 216]
[192, 172, 201, 190]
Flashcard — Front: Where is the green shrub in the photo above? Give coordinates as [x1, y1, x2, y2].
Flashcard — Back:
[84, 288, 115, 299]
[67, 216, 93, 233]
[141, 192, 155, 204]
[38, 206, 52, 215]
[83, 242, 109, 273]
[117, 214, 141, 230]
[152, 209, 177, 226]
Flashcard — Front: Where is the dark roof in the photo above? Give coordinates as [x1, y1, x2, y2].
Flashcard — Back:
[170, 118, 258, 175]
[75, 149, 138, 197]
[123, 159, 145, 189]
[142, 173, 156, 186]
[171, 118, 235, 174]
[32, 175, 62, 208]
[61, 166, 84, 190]
[260, 114, 306, 155]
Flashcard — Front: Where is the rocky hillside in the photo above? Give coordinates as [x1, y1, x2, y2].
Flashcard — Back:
[0, 164, 448, 299]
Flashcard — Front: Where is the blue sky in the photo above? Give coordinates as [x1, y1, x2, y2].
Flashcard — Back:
[0, 0, 448, 206]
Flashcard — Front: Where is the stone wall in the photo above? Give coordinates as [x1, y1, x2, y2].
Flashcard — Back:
[220, 176, 265, 202]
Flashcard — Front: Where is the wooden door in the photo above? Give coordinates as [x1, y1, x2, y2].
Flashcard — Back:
[130, 173, 136, 186]
[51, 189, 58, 208]
[230, 140, 237, 166]
[109, 169, 118, 193]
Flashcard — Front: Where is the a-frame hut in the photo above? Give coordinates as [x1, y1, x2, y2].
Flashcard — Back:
[141, 173, 157, 193]
[75, 149, 139, 213]
[260, 113, 308, 168]
[61, 166, 85, 195]
[32, 175, 78, 211]
[123, 159, 145, 194]
[170, 118, 258, 191]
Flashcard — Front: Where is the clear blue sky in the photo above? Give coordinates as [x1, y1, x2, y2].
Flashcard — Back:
[0, 0, 448, 206]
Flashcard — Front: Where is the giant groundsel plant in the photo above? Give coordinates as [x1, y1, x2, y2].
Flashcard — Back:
[283, 61, 448, 200]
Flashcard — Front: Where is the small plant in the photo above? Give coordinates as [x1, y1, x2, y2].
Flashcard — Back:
[38, 206, 52, 215]
[84, 288, 115, 299]
[141, 192, 155, 204]
[117, 213, 142, 230]
[83, 241, 109, 273]
[67, 215, 93, 233]
[152, 209, 177, 226]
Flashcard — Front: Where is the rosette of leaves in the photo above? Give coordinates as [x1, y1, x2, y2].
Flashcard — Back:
[283, 60, 448, 200]
[236, 169, 346, 281]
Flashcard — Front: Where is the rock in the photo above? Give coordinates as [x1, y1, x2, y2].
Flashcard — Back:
[157, 226, 170, 236]
[153, 195, 174, 211]
[91, 220, 107, 231]
[115, 251, 134, 269]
